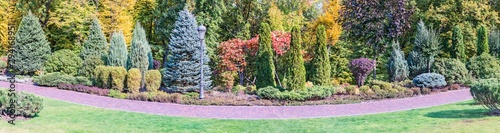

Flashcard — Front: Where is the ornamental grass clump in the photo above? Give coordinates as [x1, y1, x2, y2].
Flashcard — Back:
[412, 73, 446, 88]
[470, 78, 500, 115]
[349, 58, 376, 86]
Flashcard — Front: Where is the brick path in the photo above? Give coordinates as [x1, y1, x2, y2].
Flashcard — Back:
[0, 82, 473, 119]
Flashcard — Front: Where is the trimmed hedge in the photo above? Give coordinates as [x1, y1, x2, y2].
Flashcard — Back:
[94, 66, 127, 91]
[94, 66, 112, 88]
[33, 72, 92, 87]
[126, 68, 142, 93]
[412, 73, 446, 88]
[0, 88, 43, 117]
[145, 70, 161, 92]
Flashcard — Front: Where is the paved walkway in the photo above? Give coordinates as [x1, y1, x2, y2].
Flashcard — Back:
[0, 82, 473, 119]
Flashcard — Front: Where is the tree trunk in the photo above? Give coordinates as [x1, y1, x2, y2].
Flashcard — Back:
[427, 59, 431, 73]
[373, 52, 377, 80]
[238, 71, 244, 85]
[162, 41, 168, 68]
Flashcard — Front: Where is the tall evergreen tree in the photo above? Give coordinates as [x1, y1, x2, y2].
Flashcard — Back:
[386, 41, 409, 82]
[490, 27, 500, 58]
[155, 0, 186, 64]
[128, 23, 150, 88]
[163, 9, 212, 93]
[311, 25, 331, 86]
[194, 0, 226, 61]
[80, 18, 108, 62]
[11, 11, 51, 74]
[451, 26, 466, 61]
[108, 31, 128, 67]
[408, 20, 440, 77]
[285, 26, 306, 90]
[477, 25, 489, 56]
[255, 23, 276, 89]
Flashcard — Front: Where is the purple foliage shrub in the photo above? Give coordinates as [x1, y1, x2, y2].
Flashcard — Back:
[348, 58, 376, 86]
[153, 60, 161, 69]
[58, 83, 110, 96]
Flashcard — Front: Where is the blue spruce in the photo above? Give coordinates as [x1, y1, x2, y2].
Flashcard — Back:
[163, 9, 212, 93]
[12, 11, 51, 74]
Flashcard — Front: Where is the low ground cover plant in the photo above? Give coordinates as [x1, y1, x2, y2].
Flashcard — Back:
[33, 72, 92, 87]
[0, 88, 43, 118]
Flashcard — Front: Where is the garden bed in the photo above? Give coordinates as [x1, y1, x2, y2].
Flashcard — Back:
[19, 79, 468, 106]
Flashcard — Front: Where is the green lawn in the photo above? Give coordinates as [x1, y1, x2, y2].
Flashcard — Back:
[1, 97, 498, 133]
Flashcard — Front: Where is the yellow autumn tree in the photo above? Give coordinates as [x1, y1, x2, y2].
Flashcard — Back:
[48, 0, 96, 50]
[268, 3, 285, 31]
[313, 0, 342, 45]
[0, 0, 21, 54]
[98, 0, 135, 45]
[0, 0, 8, 52]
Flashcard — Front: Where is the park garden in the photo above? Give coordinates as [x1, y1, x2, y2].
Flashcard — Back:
[1, 0, 500, 131]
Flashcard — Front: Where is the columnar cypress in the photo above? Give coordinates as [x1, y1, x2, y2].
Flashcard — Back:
[80, 18, 108, 62]
[490, 27, 500, 58]
[128, 22, 150, 88]
[12, 11, 51, 74]
[108, 31, 128, 67]
[451, 26, 466, 62]
[387, 41, 409, 82]
[255, 23, 276, 89]
[285, 26, 306, 90]
[311, 25, 331, 86]
[163, 9, 212, 93]
[477, 25, 489, 56]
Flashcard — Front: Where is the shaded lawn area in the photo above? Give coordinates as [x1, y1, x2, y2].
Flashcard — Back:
[0, 97, 498, 133]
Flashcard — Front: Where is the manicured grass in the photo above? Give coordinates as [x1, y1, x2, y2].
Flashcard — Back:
[0, 97, 498, 133]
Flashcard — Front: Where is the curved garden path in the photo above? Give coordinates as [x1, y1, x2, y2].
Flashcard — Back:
[0, 82, 473, 119]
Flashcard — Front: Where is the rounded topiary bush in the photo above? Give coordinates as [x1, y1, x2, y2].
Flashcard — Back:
[470, 78, 500, 115]
[110, 67, 127, 91]
[44, 49, 82, 76]
[126, 68, 142, 93]
[145, 70, 161, 92]
[467, 53, 500, 79]
[412, 73, 446, 88]
[432, 58, 469, 84]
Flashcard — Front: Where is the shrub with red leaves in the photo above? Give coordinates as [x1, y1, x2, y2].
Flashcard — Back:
[348, 58, 376, 86]
[271, 31, 291, 56]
